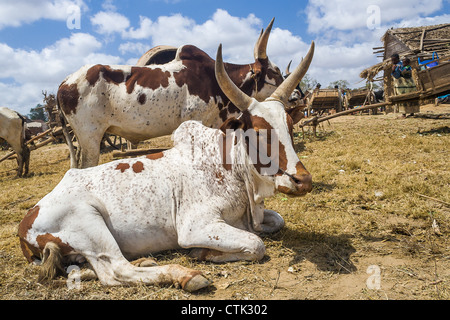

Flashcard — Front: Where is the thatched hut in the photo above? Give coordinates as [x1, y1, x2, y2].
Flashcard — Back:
[360, 23, 450, 107]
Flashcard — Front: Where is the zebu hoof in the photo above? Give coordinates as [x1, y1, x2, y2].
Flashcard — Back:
[183, 274, 211, 292]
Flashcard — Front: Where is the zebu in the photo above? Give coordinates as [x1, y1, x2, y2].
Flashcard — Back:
[0, 107, 30, 177]
[57, 19, 300, 168]
[18, 42, 314, 291]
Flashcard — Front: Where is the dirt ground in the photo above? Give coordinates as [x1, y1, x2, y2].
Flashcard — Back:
[0, 104, 449, 300]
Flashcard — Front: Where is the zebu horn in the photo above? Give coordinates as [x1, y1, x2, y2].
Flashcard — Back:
[271, 41, 315, 102]
[215, 44, 253, 112]
[285, 60, 292, 76]
[254, 17, 275, 60]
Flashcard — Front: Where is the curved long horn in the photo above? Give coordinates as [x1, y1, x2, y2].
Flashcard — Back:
[254, 17, 275, 60]
[215, 44, 253, 112]
[285, 60, 292, 76]
[271, 41, 315, 102]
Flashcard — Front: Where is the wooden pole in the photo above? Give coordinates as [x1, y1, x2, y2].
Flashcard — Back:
[299, 101, 391, 128]
[29, 136, 56, 151]
[419, 28, 426, 52]
[0, 131, 60, 164]
[112, 148, 168, 158]
[25, 128, 52, 145]
[0, 151, 16, 163]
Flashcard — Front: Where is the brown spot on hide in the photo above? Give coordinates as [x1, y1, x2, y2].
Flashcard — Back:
[36, 233, 74, 256]
[115, 163, 130, 172]
[295, 161, 310, 176]
[18, 206, 41, 262]
[286, 106, 305, 125]
[126, 67, 170, 94]
[215, 171, 224, 184]
[132, 161, 144, 173]
[86, 64, 126, 86]
[146, 152, 164, 160]
[264, 61, 284, 88]
[19, 238, 41, 263]
[18, 206, 39, 240]
[277, 185, 293, 194]
[57, 83, 79, 115]
[138, 93, 147, 104]
[172, 45, 255, 112]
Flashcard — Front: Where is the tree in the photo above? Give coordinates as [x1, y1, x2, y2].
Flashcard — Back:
[28, 104, 47, 121]
[299, 73, 318, 92]
[327, 80, 350, 89]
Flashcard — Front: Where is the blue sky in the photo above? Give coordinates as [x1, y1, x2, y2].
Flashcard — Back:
[0, 0, 449, 115]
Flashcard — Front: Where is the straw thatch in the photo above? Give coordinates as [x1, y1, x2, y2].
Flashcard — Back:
[359, 60, 391, 82]
[361, 23, 450, 82]
[382, 23, 450, 58]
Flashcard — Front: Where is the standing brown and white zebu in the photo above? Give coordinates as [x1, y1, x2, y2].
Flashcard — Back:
[57, 19, 300, 168]
[0, 107, 30, 177]
[18, 42, 314, 291]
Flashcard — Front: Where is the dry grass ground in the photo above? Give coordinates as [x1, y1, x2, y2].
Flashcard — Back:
[0, 104, 449, 300]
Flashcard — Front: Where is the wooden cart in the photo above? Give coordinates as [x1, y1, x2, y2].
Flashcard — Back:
[345, 88, 378, 114]
[388, 54, 450, 107]
[307, 88, 343, 116]
[347, 88, 374, 107]
[415, 54, 450, 95]
[299, 54, 450, 134]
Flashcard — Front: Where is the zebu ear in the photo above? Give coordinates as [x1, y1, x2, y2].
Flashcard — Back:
[220, 117, 246, 133]
[286, 106, 305, 125]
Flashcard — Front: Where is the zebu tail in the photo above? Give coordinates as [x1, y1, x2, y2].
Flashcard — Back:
[38, 242, 65, 283]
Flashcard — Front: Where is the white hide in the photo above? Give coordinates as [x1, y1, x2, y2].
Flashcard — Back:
[24, 121, 285, 286]
[60, 45, 283, 169]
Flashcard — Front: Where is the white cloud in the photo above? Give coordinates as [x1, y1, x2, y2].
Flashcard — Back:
[121, 9, 263, 63]
[306, 0, 444, 33]
[118, 42, 148, 55]
[0, 0, 87, 30]
[116, 9, 313, 84]
[0, 33, 122, 115]
[391, 13, 450, 28]
[101, 0, 117, 11]
[91, 11, 130, 35]
[302, 0, 447, 88]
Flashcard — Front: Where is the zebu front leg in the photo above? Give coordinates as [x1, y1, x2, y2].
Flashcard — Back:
[177, 209, 266, 263]
[70, 126, 104, 168]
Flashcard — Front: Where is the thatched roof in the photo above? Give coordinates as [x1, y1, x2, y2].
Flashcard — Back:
[381, 23, 450, 58]
[361, 23, 450, 81]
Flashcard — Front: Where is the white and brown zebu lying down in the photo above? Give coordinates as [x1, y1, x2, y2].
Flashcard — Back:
[18, 43, 314, 291]
[0, 107, 30, 177]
